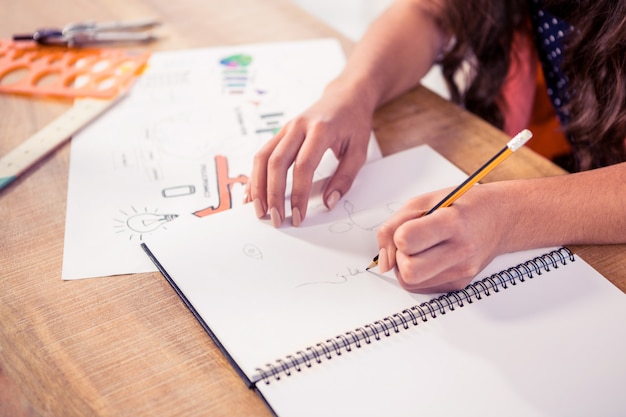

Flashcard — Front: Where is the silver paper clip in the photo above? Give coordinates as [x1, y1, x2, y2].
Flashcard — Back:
[13, 18, 161, 46]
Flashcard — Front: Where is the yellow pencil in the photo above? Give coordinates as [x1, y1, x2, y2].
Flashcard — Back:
[365, 129, 533, 270]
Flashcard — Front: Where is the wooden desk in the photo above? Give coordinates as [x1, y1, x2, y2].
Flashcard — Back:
[1, 1, 624, 416]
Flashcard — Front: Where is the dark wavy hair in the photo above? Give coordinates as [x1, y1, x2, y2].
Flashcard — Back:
[435, 0, 626, 171]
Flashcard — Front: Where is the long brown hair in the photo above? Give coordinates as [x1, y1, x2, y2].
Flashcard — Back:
[436, 0, 626, 171]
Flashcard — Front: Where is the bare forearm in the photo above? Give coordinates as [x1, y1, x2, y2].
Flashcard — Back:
[499, 162, 626, 251]
[327, 0, 447, 114]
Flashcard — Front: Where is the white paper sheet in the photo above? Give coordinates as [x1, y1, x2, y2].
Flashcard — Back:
[142, 145, 472, 377]
[257, 254, 626, 417]
[62, 39, 381, 280]
[142, 145, 626, 417]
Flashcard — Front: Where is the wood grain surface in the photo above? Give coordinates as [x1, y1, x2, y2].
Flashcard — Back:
[1, 1, 624, 416]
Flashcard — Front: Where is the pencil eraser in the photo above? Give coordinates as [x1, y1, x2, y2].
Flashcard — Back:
[507, 129, 533, 151]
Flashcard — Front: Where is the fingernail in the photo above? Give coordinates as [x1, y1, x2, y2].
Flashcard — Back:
[270, 207, 282, 228]
[326, 190, 341, 210]
[253, 199, 266, 218]
[292, 207, 302, 227]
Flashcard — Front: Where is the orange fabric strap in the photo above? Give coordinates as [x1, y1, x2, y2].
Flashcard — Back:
[526, 64, 571, 160]
[500, 27, 571, 161]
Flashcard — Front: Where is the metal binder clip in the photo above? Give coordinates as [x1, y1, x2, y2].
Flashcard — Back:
[13, 18, 161, 47]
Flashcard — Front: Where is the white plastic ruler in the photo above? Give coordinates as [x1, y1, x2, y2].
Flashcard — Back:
[0, 95, 124, 191]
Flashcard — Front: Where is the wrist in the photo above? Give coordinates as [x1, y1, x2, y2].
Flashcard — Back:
[323, 74, 381, 116]
[489, 177, 585, 253]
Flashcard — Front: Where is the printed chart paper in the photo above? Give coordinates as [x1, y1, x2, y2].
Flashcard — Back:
[62, 39, 381, 280]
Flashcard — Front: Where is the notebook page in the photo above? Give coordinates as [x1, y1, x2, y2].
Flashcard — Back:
[142, 145, 470, 379]
[257, 254, 626, 417]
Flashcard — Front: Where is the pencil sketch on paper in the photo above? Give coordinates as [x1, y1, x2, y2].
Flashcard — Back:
[242, 243, 263, 260]
[295, 266, 367, 288]
[329, 200, 402, 233]
[113, 206, 179, 241]
[162, 184, 196, 198]
[292, 200, 402, 289]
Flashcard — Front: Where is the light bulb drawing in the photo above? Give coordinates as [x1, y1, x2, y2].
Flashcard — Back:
[114, 206, 179, 241]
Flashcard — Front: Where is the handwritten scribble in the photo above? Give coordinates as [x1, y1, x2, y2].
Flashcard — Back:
[329, 200, 401, 233]
[242, 243, 263, 260]
[296, 266, 366, 288]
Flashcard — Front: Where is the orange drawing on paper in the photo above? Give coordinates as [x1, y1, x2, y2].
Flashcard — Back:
[193, 155, 247, 217]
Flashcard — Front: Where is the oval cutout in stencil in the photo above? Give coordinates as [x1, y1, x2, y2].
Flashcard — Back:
[97, 77, 116, 91]
[0, 66, 29, 85]
[66, 73, 91, 89]
[91, 60, 110, 73]
[73, 57, 90, 69]
[34, 70, 61, 87]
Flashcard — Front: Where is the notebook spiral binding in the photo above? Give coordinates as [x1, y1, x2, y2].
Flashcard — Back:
[253, 247, 575, 385]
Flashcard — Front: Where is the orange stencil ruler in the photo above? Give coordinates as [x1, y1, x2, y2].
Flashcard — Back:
[0, 38, 150, 98]
[0, 39, 150, 191]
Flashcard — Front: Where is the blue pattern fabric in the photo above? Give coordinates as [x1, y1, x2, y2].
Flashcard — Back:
[528, 0, 574, 125]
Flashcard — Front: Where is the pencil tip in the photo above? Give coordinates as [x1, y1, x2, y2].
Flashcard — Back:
[365, 254, 379, 271]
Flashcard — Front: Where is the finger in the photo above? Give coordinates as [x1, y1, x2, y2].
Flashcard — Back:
[375, 204, 429, 273]
[376, 222, 398, 273]
[243, 181, 252, 204]
[391, 210, 466, 290]
[376, 246, 396, 273]
[289, 126, 333, 226]
[394, 241, 488, 293]
[250, 129, 285, 218]
[393, 209, 457, 256]
[394, 242, 451, 290]
[323, 140, 368, 210]
[266, 123, 307, 227]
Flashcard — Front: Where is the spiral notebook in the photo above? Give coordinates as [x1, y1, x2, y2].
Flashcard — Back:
[141, 145, 626, 417]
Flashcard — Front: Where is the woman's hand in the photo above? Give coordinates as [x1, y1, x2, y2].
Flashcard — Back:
[246, 82, 374, 227]
[245, 1, 450, 228]
[375, 184, 510, 293]
[376, 161, 626, 293]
